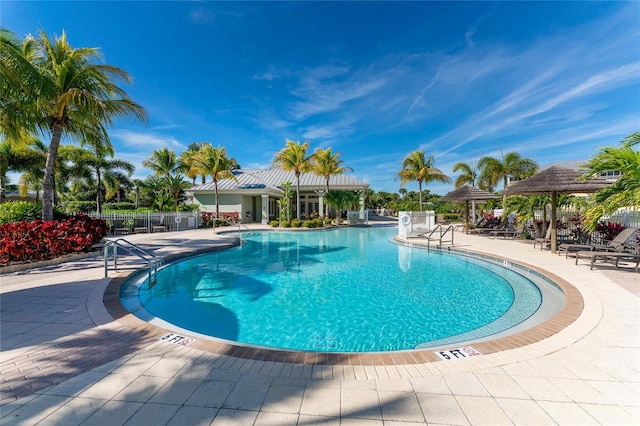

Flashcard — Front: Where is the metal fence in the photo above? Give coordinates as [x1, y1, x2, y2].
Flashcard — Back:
[85, 211, 201, 235]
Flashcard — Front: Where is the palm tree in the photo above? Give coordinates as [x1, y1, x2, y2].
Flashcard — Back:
[273, 139, 312, 220]
[0, 30, 148, 220]
[453, 161, 482, 221]
[452, 161, 477, 189]
[78, 145, 135, 213]
[179, 142, 207, 185]
[165, 174, 191, 211]
[143, 147, 179, 179]
[582, 132, 640, 230]
[311, 147, 353, 216]
[192, 145, 237, 217]
[396, 150, 451, 211]
[478, 151, 538, 206]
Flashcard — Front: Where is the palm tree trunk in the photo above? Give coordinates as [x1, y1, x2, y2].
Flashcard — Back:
[214, 179, 219, 218]
[42, 125, 63, 221]
[418, 181, 423, 211]
[96, 169, 103, 214]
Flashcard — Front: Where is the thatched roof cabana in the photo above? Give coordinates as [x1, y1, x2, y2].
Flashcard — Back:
[441, 185, 499, 234]
[504, 165, 610, 252]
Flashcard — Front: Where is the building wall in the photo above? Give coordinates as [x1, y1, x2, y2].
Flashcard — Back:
[193, 193, 243, 214]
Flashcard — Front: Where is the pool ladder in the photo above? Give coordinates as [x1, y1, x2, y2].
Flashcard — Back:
[424, 224, 455, 249]
[103, 238, 158, 288]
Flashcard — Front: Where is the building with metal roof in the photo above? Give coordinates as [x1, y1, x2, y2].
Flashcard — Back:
[190, 167, 369, 224]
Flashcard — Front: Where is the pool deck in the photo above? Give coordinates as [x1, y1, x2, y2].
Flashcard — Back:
[1, 221, 638, 425]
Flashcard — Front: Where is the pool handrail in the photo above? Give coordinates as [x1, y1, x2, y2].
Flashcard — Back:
[104, 238, 158, 288]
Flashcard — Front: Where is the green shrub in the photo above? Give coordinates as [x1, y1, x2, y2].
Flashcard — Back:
[0, 201, 66, 224]
[281, 220, 290, 228]
[102, 202, 135, 211]
[443, 213, 461, 222]
[324, 218, 332, 226]
[270, 220, 280, 227]
[291, 219, 302, 228]
[312, 218, 323, 227]
[303, 220, 314, 228]
[64, 201, 97, 213]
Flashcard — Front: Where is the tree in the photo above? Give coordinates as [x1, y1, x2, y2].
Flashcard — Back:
[179, 142, 207, 185]
[143, 147, 179, 179]
[582, 132, 640, 230]
[165, 174, 191, 210]
[0, 29, 148, 220]
[478, 151, 538, 206]
[311, 147, 353, 216]
[273, 139, 312, 220]
[396, 150, 451, 211]
[191, 144, 238, 217]
[452, 161, 477, 189]
[79, 146, 134, 212]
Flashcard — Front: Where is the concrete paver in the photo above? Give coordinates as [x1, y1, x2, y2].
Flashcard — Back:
[1, 224, 638, 425]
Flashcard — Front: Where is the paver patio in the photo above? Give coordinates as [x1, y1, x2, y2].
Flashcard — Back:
[0, 221, 638, 425]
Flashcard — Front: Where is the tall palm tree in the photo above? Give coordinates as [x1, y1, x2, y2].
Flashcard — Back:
[192, 145, 237, 217]
[478, 151, 538, 206]
[396, 150, 451, 211]
[582, 132, 640, 230]
[273, 139, 312, 220]
[452, 161, 477, 189]
[143, 147, 179, 179]
[0, 30, 148, 220]
[312, 147, 353, 216]
[179, 142, 208, 185]
[453, 161, 481, 222]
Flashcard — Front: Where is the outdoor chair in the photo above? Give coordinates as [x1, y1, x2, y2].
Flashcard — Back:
[533, 227, 552, 250]
[557, 232, 593, 258]
[574, 227, 640, 271]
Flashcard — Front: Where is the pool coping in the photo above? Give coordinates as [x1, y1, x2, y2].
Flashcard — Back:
[103, 234, 584, 366]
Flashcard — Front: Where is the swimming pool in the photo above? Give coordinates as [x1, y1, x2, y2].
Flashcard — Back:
[120, 227, 564, 352]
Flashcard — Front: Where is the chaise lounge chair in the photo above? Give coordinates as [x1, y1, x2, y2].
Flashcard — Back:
[533, 227, 552, 250]
[574, 227, 640, 271]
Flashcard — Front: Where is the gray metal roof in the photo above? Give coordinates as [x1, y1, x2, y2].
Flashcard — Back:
[190, 167, 368, 193]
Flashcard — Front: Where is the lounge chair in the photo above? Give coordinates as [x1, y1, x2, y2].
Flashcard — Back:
[488, 226, 523, 240]
[557, 232, 593, 258]
[533, 227, 552, 250]
[574, 227, 640, 270]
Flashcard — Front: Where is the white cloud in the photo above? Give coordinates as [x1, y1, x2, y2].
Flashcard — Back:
[112, 130, 188, 152]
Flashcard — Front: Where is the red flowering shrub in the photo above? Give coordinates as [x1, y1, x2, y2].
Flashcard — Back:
[200, 211, 239, 227]
[595, 221, 625, 241]
[0, 214, 108, 264]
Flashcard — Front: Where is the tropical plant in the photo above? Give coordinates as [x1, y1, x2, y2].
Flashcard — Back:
[397, 150, 451, 211]
[273, 139, 312, 220]
[478, 151, 538, 206]
[581, 132, 640, 230]
[76, 145, 134, 213]
[143, 147, 179, 179]
[277, 181, 293, 222]
[191, 144, 237, 217]
[0, 30, 148, 220]
[311, 147, 353, 216]
[452, 161, 478, 189]
[179, 142, 207, 185]
[165, 174, 191, 210]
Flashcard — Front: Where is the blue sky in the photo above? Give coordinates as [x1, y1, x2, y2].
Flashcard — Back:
[4, 1, 640, 195]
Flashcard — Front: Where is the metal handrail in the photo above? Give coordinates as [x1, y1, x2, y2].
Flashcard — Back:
[424, 224, 442, 248]
[440, 225, 455, 247]
[104, 238, 158, 288]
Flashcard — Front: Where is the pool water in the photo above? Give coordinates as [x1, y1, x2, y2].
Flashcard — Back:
[122, 227, 544, 352]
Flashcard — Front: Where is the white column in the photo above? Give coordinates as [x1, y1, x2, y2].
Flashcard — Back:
[316, 190, 325, 218]
[359, 192, 365, 219]
[261, 194, 269, 225]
